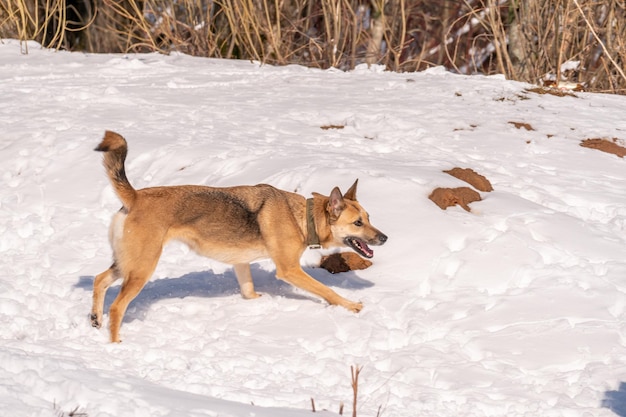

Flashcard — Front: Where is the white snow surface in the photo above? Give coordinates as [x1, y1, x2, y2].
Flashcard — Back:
[1, 39, 626, 417]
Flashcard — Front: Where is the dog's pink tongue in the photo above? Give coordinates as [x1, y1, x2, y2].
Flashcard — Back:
[361, 241, 374, 258]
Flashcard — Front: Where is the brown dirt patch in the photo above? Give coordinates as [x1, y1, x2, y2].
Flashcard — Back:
[508, 121, 535, 131]
[580, 138, 626, 158]
[444, 167, 493, 192]
[319, 252, 372, 274]
[321, 124, 345, 130]
[429, 187, 481, 212]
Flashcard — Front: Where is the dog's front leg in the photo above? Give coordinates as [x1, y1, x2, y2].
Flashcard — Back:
[233, 263, 261, 299]
[275, 265, 363, 312]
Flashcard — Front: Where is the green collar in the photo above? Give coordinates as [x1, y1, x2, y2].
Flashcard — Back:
[306, 198, 321, 249]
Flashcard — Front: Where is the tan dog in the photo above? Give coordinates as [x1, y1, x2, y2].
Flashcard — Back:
[91, 131, 387, 342]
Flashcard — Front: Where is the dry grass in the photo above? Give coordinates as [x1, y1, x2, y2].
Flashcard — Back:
[508, 0, 626, 93]
[525, 87, 579, 97]
[53, 400, 88, 417]
[309, 364, 382, 416]
[1, 0, 625, 93]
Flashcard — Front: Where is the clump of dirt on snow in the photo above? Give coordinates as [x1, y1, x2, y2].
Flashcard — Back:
[580, 138, 626, 158]
[443, 167, 493, 192]
[429, 167, 494, 212]
[508, 121, 535, 131]
[429, 187, 482, 212]
[319, 252, 372, 274]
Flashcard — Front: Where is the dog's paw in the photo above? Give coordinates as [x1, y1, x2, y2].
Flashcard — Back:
[89, 313, 101, 328]
[346, 301, 363, 313]
[242, 291, 262, 300]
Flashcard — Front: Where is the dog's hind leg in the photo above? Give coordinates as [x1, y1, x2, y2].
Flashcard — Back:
[233, 263, 261, 299]
[108, 270, 155, 343]
[91, 264, 121, 328]
[108, 243, 162, 343]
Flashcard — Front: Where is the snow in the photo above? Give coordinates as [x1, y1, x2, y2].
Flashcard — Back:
[1, 38, 626, 417]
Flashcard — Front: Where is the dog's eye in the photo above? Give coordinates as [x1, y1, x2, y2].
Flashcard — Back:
[353, 219, 363, 227]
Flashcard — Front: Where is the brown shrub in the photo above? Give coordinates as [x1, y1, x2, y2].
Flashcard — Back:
[3, 0, 625, 93]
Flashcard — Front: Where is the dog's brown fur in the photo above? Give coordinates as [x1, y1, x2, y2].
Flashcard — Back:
[91, 131, 387, 342]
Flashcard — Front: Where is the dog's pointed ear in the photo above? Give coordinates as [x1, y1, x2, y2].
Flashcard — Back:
[344, 179, 359, 201]
[328, 187, 346, 219]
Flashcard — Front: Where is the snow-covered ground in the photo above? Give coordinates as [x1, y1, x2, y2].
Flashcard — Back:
[1, 39, 626, 417]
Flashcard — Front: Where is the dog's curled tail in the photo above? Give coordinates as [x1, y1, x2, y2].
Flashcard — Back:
[95, 131, 137, 209]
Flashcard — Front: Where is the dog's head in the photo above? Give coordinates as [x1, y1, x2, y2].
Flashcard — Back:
[313, 180, 387, 258]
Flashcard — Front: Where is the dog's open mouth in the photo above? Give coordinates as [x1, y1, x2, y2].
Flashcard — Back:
[345, 237, 374, 259]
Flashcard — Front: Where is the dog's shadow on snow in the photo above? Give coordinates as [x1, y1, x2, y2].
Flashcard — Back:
[603, 382, 626, 417]
[75, 265, 373, 323]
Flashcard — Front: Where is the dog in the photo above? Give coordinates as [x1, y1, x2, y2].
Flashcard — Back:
[91, 131, 387, 342]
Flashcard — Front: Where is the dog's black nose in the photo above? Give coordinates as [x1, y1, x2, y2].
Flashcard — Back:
[378, 233, 388, 244]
